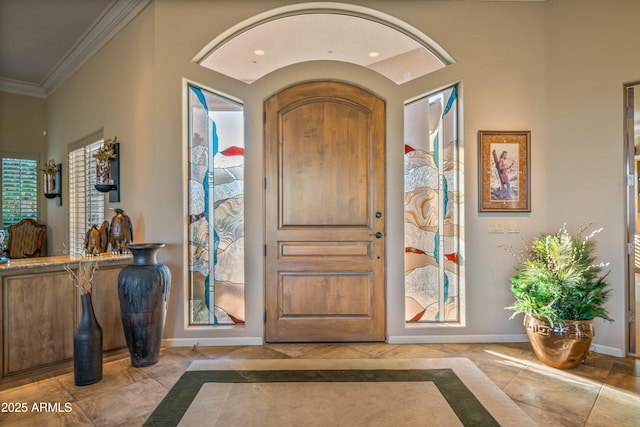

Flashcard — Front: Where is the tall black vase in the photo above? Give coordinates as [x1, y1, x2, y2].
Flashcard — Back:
[74, 293, 103, 386]
[118, 243, 171, 367]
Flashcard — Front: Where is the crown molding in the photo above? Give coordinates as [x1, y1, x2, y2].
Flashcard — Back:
[0, 0, 150, 99]
[0, 77, 47, 98]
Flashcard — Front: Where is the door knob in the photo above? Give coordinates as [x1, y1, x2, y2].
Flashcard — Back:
[374, 232, 382, 239]
[375, 212, 382, 218]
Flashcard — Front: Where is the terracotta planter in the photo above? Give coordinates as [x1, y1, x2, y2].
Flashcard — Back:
[524, 315, 594, 369]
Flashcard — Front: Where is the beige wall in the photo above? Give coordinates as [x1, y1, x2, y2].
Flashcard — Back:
[7, 0, 636, 354]
[0, 92, 48, 231]
[544, 0, 640, 354]
[44, 3, 155, 258]
[0, 92, 46, 155]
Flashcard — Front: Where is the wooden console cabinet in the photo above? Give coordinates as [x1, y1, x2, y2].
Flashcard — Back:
[0, 255, 131, 383]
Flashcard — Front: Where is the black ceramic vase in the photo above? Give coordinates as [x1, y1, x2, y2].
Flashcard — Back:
[118, 243, 171, 367]
[74, 293, 103, 386]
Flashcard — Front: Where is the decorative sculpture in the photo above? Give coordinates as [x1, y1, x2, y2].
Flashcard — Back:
[109, 208, 133, 253]
[84, 221, 109, 255]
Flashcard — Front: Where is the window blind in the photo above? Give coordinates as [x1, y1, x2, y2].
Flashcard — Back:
[1, 157, 38, 232]
[68, 140, 105, 255]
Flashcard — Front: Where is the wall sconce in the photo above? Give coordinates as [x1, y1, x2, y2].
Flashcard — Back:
[42, 160, 62, 206]
[94, 139, 120, 202]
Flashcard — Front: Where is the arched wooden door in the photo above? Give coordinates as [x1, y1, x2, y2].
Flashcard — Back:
[264, 81, 386, 342]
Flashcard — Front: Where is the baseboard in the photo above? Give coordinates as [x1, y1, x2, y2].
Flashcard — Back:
[591, 343, 625, 357]
[161, 335, 624, 357]
[388, 334, 625, 357]
[162, 337, 263, 347]
[388, 334, 530, 344]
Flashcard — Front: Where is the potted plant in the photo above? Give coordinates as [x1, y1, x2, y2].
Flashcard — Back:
[504, 223, 613, 369]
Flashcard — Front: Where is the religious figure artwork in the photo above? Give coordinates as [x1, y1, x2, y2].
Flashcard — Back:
[478, 130, 531, 212]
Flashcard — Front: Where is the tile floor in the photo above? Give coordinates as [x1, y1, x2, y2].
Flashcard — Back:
[0, 343, 638, 426]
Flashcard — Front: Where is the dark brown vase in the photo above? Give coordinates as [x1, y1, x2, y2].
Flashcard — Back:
[118, 243, 171, 367]
[74, 293, 103, 385]
[525, 315, 594, 369]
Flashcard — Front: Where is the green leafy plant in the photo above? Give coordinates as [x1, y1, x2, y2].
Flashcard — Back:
[505, 224, 613, 327]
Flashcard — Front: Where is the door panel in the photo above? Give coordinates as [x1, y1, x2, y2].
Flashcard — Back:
[280, 101, 370, 226]
[265, 81, 385, 342]
[280, 273, 372, 316]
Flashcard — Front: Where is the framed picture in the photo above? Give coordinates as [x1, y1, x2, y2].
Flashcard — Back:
[478, 130, 531, 212]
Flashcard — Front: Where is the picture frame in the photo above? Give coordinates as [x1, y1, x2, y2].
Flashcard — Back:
[478, 130, 531, 212]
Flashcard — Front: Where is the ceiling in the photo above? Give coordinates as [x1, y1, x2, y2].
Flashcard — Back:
[0, 0, 636, 136]
[197, 11, 449, 85]
[0, 0, 451, 98]
[0, 0, 149, 98]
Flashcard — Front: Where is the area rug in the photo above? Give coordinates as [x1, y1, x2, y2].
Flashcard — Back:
[144, 358, 536, 427]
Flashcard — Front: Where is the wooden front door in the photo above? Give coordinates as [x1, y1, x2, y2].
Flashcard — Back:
[265, 81, 385, 342]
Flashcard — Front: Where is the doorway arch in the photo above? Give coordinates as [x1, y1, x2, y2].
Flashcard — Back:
[193, 2, 455, 85]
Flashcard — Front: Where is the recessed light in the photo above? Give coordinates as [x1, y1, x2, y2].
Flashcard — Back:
[369, 51, 380, 58]
[254, 49, 265, 56]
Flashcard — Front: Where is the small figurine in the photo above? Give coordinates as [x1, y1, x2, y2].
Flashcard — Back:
[97, 220, 109, 253]
[109, 208, 133, 253]
[85, 221, 110, 255]
[85, 225, 101, 255]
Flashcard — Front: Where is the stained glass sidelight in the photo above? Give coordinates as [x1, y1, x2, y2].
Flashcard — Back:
[404, 85, 463, 323]
[188, 84, 245, 325]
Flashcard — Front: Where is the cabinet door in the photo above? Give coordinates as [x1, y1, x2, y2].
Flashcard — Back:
[91, 267, 126, 351]
[4, 272, 75, 376]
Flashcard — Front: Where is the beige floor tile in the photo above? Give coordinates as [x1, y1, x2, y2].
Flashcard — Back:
[56, 358, 152, 401]
[517, 401, 585, 427]
[263, 343, 329, 358]
[373, 343, 453, 359]
[0, 406, 94, 426]
[470, 357, 525, 389]
[214, 344, 291, 360]
[0, 343, 636, 426]
[74, 378, 167, 427]
[585, 384, 640, 426]
[134, 350, 205, 389]
[603, 370, 640, 394]
[284, 343, 384, 359]
[504, 365, 600, 423]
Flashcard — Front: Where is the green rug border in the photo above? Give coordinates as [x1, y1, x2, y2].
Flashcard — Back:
[144, 369, 500, 427]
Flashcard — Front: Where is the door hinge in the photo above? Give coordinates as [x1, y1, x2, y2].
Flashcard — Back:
[628, 174, 635, 187]
[264, 244, 267, 256]
[263, 111, 267, 123]
[627, 106, 634, 119]
[629, 310, 636, 323]
[264, 177, 267, 190]
[628, 242, 634, 255]
[264, 311, 267, 323]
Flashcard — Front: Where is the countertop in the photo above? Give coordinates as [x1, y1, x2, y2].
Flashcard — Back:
[0, 253, 132, 272]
